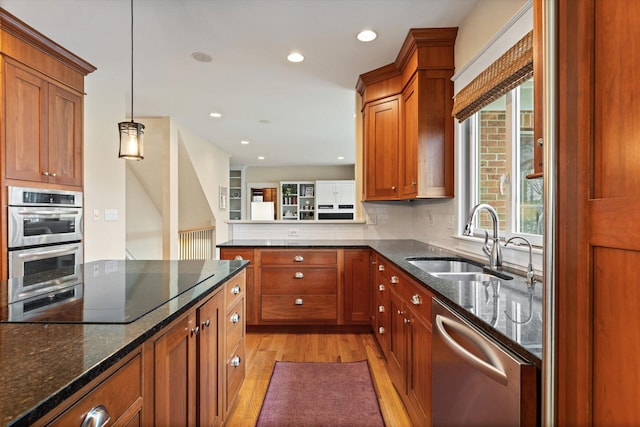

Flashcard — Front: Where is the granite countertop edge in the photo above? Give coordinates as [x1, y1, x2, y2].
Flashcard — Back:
[218, 239, 543, 368]
[3, 260, 249, 427]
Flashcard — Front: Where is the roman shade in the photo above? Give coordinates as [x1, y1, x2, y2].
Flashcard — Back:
[452, 31, 533, 122]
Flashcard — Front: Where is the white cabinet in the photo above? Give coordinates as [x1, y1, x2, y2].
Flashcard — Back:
[316, 180, 355, 220]
[229, 169, 243, 220]
[280, 181, 315, 220]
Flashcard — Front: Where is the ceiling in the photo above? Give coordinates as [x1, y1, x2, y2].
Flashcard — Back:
[2, 0, 477, 167]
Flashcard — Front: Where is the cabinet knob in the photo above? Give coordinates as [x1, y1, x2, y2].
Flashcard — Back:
[294, 255, 304, 262]
[397, 310, 404, 316]
[294, 298, 304, 305]
[234, 255, 243, 260]
[231, 285, 241, 295]
[230, 312, 240, 324]
[50, 172, 57, 177]
[191, 326, 200, 336]
[80, 405, 111, 427]
[42, 171, 50, 176]
[230, 355, 241, 367]
[404, 318, 411, 324]
[412, 181, 417, 186]
[378, 264, 385, 272]
[378, 327, 385, 334]
[411, 294, 421, 305]
[378, 284, 385, 291]
[201, 319, 210, 328]
[537, 137, 544, 147]
[378, 305, 385, 313]
[294, 271, 304, 279]
[391, 186, 396, 191]
[390, 276, 399, 284]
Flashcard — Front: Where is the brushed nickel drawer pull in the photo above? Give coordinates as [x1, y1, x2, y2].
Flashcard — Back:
[378, 284, 385, 291]
[230, 356, 241, 367]
[231, 285, 241, 295]
[378, 264, 385, 271]
[294, 271, 304, 279]
[294, 298, 304, 305]
[390, 276, 399, 284]
[81, 405, 111, 427]
[234, 255, 243, 260]
[202, 319, 210, 328]
[378, 305, 385, 313]
[378, 327, 385, 334]
[411, 294, 421, 305]
[294, 255, 304, 262]
[230, 312, 240, 323]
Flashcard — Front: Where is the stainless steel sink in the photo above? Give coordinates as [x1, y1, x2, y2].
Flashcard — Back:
[430, 272, 505, 282]
[406, 258, 483, 273]
[405, 257, 512, 282]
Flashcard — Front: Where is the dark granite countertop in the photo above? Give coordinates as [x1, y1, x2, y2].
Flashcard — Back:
[219, 239, 543, 368]
[0, 259, 248, 427]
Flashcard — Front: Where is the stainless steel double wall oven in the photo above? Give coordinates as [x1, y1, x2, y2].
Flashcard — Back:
[7, 186, 83, 303]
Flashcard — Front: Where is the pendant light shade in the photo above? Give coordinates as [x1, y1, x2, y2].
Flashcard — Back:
[118, 121, 145, 159]
[118, 0, 144, 160]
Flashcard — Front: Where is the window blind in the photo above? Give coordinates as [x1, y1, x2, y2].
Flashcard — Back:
[452, 31, 533, 122]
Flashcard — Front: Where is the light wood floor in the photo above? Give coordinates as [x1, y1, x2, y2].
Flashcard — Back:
[224, 330, 412, 427]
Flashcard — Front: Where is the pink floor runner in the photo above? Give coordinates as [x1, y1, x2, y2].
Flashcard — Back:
[256, 360, 385, 427]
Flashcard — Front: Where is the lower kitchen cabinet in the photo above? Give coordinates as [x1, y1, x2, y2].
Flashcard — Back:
[220, 248, 258, 325]
[223, 271, 246, 415]
[377, 257, 433, 427]
[33, 349, 144, 427]
[343, 249, 372, 324]
[198, 289, 225, 427]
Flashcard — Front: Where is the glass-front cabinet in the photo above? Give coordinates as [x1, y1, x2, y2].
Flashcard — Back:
[229, 169, 243, 220]
[280, 181, 315, 220]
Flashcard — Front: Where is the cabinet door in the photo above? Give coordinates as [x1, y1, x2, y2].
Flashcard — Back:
[48, 84, 83, 186]
[154, 313, 197, 427]
[198, 293, 224, 427]
[406, 307, 432, 427]
[401, 76, 419, 198]
[315, 181, 336, 205]
[388, 288, 407, 389]
[335, 181, 356, 206]
[364, 96, 401, 200]
[343, 249, 372, 324]
[4, 62, 48, 182]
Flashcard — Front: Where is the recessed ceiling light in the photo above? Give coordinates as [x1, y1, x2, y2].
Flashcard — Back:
[259, 119, 271, 124]
[191, 51, 213, 62]
[241, 140, 250, 145]
[338, 156, 345, 160]
[357, 30, 377, 42]
[209, 112, 222, 118]
[258, 156, 265, 160]
[287, 52, 305, 63]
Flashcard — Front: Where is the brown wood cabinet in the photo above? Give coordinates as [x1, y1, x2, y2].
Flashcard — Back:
[260, 249, 338, 324]
[343, 249, 372, 324]
[220, 248, 258, 325]
[358, 28, 457, 201]
[33, 349, 144, 427]
[373, 256, 433, 427]
[198, 290, 225, 427]
[223, 272, 246, 416]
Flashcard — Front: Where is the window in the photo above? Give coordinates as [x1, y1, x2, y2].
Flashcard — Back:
[462, 78, 543, 245]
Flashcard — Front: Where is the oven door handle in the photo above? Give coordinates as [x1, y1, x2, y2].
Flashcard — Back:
[17, 209, 80, 216]
[17, 245, 81, 260]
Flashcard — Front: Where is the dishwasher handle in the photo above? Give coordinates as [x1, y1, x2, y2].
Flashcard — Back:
[435, 314, 508, 385]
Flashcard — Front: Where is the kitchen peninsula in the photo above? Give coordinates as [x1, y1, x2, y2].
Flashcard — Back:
[0, 259, 248, 426]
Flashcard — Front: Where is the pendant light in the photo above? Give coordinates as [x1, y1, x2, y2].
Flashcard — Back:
[118, 0, 145, 160]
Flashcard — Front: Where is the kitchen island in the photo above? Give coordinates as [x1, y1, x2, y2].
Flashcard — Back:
[0, 259, 248, 426]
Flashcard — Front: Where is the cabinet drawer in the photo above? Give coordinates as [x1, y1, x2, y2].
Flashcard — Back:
[226, 342, 245, 410]
[261, 267, 337, 295]
[261, 295, 337, 321]
[397, 276, 432, 322]
[226, 270, 245, 311]
[220, 248, 255, 264]
[47, 352, 142, 427]
[226, 298, 244, 353]
[261, 250, 337, 266]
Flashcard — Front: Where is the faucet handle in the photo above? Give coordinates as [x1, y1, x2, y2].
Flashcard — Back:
[482, 230, 492, 258]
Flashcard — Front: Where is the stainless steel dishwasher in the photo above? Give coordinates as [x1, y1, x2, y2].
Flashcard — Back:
[432, 298, 538, 426]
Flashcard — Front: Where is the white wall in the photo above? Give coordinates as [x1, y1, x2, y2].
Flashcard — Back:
[83, 73, 127, 262]
[126, 166, 163, 259]
[176, 121, 231, 244]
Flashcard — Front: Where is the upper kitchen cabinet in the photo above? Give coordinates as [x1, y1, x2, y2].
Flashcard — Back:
[357, 28, 457, 201]
[0, 8, 96, 188]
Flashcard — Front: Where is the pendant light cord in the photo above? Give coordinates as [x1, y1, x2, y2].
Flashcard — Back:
[130, 0, 135, 123]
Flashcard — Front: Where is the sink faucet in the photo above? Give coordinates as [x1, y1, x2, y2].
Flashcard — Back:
[463, 203, 502, 269]
[505, 236, 536, 287]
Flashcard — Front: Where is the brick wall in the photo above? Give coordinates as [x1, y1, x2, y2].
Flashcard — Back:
[478, 110, 507, 231]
